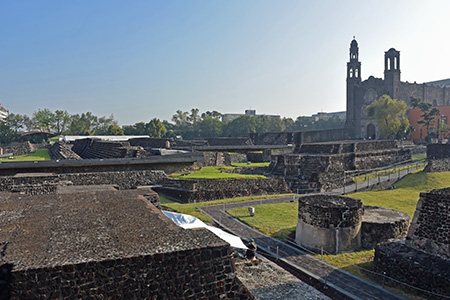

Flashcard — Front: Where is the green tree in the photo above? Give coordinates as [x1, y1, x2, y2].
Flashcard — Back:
[53, 110, 71, 134]
[366, 95, 410, 139]
[68, 112, 98, 135]
[411, 98, 441, 140]
[32, 108, 55, 131]
[197, 117, 223, 138]
[6, 113, 30, 133]
[146, 118, 167, 138]
[107, 125, 124, 135]
[0, 122, 18, 145]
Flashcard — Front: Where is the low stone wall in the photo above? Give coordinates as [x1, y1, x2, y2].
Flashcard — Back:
[426, 143, 450, 160]
[354, 149, 411, 170]
[0, 174, 59, 195]
[407, 188, 450, 259]
[361, 206, 410, 249]
[423, 158, 450, 172]
[374, 241, 450, 298]
[206, 137, 253, 146]
[0, 170, 166, 194]
[8, 246, 254, 300]
[60, 170, 166, 190]
[156, 177, 290, 203]
[1, 142, 35, 156]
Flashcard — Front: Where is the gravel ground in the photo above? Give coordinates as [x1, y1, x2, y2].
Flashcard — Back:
[235, 256, 331, 300]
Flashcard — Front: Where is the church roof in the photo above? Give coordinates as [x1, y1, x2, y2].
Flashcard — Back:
[425, 78, 450, 87]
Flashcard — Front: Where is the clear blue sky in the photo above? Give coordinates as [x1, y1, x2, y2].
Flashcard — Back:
[1, 1, 449, 125]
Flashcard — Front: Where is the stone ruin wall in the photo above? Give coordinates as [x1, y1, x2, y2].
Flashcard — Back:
[1, 142, 36, 157]
[270, 140, 411, 192]
[406, 189, 450, 259]
[424, 143, 450, 172]
[374, 241, 450, 297]
[374, 188, 450, 297]
[2, 245, 254, 300]
[156, 177, 291, 203]
[0, 170, 167, 195]
[201, 152, 247, 167]
[295, 195, 364, 254]
[361, 206, 410, 249]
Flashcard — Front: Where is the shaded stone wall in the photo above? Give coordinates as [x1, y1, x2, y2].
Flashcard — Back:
[8, 246, 255, 300]
[0, 175, 59, 195]
[206, 137, 253, 146]
[423, 158, 450, 172]
[60, 170, 166, 190]
[361, 206, 410, 249]
[249, 128, 350, 145]
[49, 142, 82, 160]
[0, 170, 166, 194]
[374, 241, 450, 298]
[1, 142, 35, 156]
[407, 188, 450, 259]
[271, 140, 411, 193]
[426, 143, 450, 160]
[129, 137, 174, 149]
[156, 177, 290, 203]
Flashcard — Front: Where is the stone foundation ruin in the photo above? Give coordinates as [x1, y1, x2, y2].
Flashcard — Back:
[423, 143, 450, 172]
[295, 195, 410, 254]
[374, 187, 450, 297]
[156, 177, 291, 203]
[270, 140, 411, 193]
[0, 189, 254, 299]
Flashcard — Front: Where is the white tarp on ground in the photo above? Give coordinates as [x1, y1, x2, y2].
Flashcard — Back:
[162, 210, 248, 250]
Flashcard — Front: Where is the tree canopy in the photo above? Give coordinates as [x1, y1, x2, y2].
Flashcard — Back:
[366, 95, 411, 139]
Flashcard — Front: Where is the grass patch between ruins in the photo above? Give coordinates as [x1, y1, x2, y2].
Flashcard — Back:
[0, 148, 51, 162]
[169, 166, 265, 180]
[159, 193, 293, 223]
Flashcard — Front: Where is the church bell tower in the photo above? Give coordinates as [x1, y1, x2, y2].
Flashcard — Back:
[346, 38, 361, 137]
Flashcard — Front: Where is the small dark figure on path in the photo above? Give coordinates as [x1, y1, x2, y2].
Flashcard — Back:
[246, 239, 257, 260]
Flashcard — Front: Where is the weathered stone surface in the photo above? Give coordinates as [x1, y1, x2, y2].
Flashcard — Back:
[156, 177, 291, 203]
[374, 241, 450, 297]
[361, 206, 410, 249]
[0, 170, 166, 194]
[0, 190, 255, 299]
[270, 140, 411, 193]
[0, 142, 36, 157]
[407, 188, 450, 259]
[295, 195, 363, 254]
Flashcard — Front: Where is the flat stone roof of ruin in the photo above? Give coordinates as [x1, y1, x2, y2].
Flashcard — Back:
[0, 189, 227, 271]
[299, 194, 362, 208]
[362, 206, 410, 224]
[426, 187, 450, 196]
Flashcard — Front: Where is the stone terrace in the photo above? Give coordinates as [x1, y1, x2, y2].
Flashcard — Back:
[0, 189, 253, 299]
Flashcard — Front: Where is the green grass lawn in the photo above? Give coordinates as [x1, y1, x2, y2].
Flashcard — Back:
[411, 152, 426, 161]
[169, 166, 266, 179]
[0, 148, 51, 162]
[159, 193, 293, 223]
[352, 162, 426, 184]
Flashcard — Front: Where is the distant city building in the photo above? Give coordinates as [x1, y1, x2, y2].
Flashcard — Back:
[221, 109, 280, 122]
[0, 104, 9, 123]
[311, 111, 346, 122]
